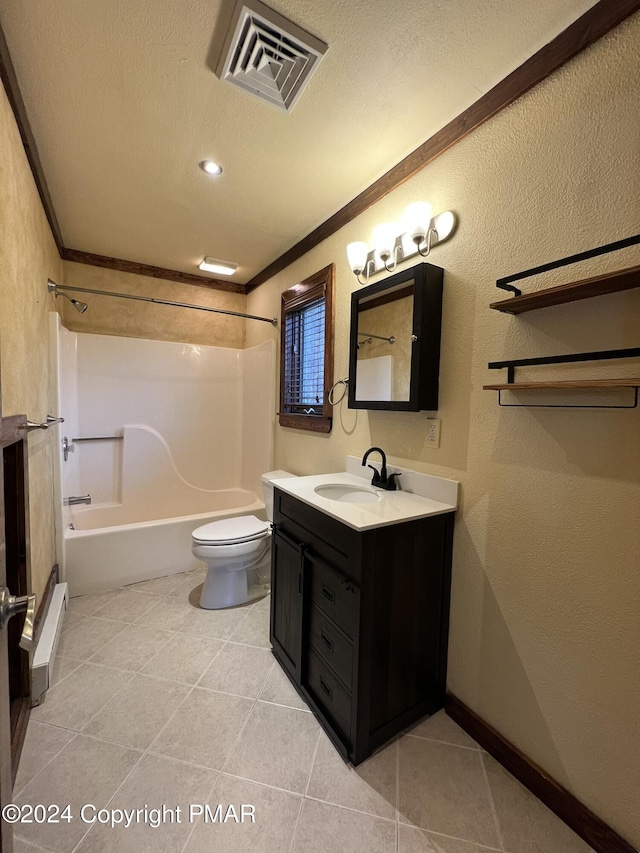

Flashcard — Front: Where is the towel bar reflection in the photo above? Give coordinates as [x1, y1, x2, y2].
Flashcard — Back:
[72, 436, 124, 442]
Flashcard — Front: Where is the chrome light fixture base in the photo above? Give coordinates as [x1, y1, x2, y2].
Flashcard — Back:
[348, 210, 457, 285]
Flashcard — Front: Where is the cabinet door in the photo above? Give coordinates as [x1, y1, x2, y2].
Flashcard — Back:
[270, 529, 305, 683]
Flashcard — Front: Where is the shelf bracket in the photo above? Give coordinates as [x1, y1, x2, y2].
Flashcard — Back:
[495, 233, 640, 297]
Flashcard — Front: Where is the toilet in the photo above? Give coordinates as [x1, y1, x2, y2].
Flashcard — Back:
[192, 470, 295, 609]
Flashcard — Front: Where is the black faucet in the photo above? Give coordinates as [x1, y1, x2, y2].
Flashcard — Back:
[361, 447, 401, 491]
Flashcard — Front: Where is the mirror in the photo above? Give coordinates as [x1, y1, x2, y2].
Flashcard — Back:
[348, 262, 443, 411]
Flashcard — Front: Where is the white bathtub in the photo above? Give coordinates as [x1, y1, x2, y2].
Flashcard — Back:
[62, 425, 265, 596]
[64, 489, 264, 596]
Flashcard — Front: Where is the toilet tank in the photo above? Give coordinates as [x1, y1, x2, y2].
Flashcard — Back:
[261, 470, 295, 521]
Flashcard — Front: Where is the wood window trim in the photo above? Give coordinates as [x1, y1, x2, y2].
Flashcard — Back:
[279, 264, 334, 434]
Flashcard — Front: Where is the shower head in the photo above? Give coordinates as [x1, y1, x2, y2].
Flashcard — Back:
[58, 291, 89, 314]
[69, 297, 88, 314]
[47, 279, 89, 314]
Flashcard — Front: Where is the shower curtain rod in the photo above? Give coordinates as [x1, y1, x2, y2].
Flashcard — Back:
[47, 280, 278, 326]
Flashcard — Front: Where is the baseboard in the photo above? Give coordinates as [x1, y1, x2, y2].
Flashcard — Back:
[32, 564, 59, 648]
[31, 581, 68, 703]
[446, 694, 637, 853]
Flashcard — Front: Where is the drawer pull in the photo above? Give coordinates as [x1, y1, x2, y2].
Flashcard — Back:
[319, 677, 333, 700]
[322, 584, 335, 604]
[341, 579, 355, 593]
[320, 629, 334, 652]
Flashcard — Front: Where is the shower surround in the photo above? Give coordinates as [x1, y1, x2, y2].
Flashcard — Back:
[52, 316, 275, 595]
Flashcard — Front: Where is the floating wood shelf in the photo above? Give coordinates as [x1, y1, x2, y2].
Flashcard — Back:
[483, 378, 640, 391]
[490, 264, 640, 314]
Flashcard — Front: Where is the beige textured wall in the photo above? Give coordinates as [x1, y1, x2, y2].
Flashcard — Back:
[60, 262, 247, 348]
[0, 83, 63, 602]
[247, 18, 640, 846]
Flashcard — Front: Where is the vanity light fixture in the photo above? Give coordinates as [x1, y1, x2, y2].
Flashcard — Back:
[346, 204, 457, 285]
[199, 160, 223, 176]
[198, 257, 238, 275]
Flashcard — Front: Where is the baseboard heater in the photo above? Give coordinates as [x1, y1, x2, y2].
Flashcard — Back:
[31, 583, 68, 705]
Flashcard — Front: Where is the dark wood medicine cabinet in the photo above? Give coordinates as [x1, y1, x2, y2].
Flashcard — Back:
[348, 261, 444, 411]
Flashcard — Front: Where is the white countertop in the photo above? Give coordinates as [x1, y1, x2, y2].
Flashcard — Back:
[270, 465, 458, 531]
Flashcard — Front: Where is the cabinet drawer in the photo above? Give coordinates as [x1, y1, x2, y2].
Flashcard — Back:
[306, 648, 352, 741]
[309, 556, 358, 639]
[309, 604, 353, 690]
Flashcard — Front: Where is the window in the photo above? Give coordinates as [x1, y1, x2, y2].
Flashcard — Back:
[279, 264, 334, 432]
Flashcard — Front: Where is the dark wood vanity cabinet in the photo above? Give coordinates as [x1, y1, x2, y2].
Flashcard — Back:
[270, 488, 455, 765]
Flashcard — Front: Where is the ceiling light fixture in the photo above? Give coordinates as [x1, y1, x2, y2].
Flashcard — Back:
[199, 160, 223, 176]
[346, 204, 457, 285]
[198, 257, 238, 275]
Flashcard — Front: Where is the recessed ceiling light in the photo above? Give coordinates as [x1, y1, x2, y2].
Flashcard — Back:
[199, 257, 238, 275]
[199, 160, 223, 176]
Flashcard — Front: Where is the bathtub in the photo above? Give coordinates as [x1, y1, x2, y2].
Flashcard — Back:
[64, 491, 264, 597]
[62, 425, 265, 596]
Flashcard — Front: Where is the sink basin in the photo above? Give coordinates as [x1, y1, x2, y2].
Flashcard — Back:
[313, 484, 381, 504]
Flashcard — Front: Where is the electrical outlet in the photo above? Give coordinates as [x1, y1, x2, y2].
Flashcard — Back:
[426, 418, 441, 448]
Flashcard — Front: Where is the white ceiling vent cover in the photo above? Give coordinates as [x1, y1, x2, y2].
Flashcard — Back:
[216, 0, 328, 112]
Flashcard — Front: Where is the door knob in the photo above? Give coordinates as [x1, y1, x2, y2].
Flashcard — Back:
[0, 587, 37, 651]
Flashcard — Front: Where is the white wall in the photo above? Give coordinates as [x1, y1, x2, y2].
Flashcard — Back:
[241, 340, 276, 493]
[56, 330, 274, 507]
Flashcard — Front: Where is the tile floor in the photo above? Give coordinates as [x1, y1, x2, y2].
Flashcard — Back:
[13, 568, 595, 853]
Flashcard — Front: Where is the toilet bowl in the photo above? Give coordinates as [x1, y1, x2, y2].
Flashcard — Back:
[192, 470, 295, 609]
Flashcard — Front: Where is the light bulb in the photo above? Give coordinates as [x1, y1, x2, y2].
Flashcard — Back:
[199, 160, 223, 176]
[346, 242, 369, 273]
[404, 202, 432, 244]
[372, 223, 395, 262]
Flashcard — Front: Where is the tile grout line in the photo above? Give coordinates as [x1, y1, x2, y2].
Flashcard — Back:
[72, 669, 138, 735]
[287, 796, 306, 853]
[139, 631, 227, 681]
[403, 732, 485, 751]
[302, 792, 397, 826]
[479, 750, 506, 853]
[30, 664, 136, 737]
[85, 626, 175, 671]
[177, 762, 223, 853]
[12, 729, 80, 800]
[69, 678, 202, 852]
[141, 682, 198, 757]
[68, 745, 150, 853]
[208, 769, 305, 799]
[216, 680, 265, 778]
[191, 639, 229, 689]
[286, 726, 323, 853]
[57, 616, 129, 660]
[396, 821, 503, 851]
[42, 656, 82, 691]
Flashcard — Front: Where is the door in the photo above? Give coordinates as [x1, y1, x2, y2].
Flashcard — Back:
[1, 416, 36, 853]
[0, 569, 12, 853]
[270, 529, 305, 683]
[0, 588, 35, 853]
[0, 581, 13, 853]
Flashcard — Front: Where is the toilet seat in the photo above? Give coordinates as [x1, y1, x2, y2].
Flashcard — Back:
[192, 514, 270, 546]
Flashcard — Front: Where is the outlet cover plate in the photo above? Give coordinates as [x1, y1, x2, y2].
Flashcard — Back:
[427, 418, 441, 448]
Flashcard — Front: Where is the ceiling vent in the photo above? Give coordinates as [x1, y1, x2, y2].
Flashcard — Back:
[216, 0, 328, 112]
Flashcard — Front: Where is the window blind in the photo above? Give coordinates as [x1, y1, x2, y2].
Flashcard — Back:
[283, 296, 325, 415]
